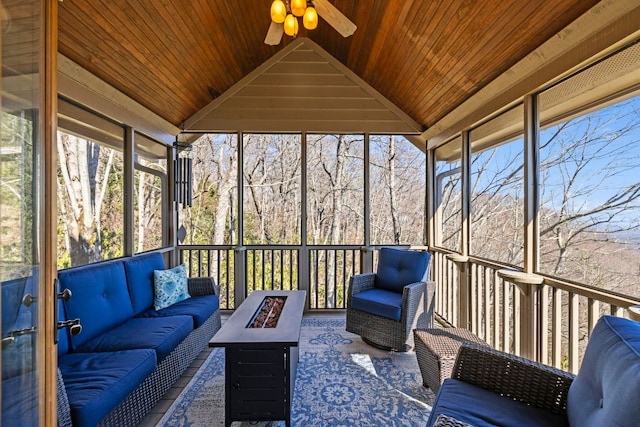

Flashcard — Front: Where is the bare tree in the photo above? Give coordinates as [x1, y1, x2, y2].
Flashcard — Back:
[57, 132, 118, 266]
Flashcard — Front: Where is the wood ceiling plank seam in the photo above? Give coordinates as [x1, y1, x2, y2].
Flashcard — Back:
[198, 0, 252, 78]
[219, 0, 292, 89]
[450, 0, 599, 105]
[216, 0, 264, 75]
[380, 4, 474, 122]
[370, 2, 464, 123]
[396, 0, 511, 122]
[60, 2, 196, 123]
[420, 0, 598, 123]
[415, 3, 560, 125]
[102, 1, 205, 114]
[59, 10, 179, 119]
[420, 0, 635, 145]
[366, 0, 422, 93]
[129, 1, 217, 86]
[352, 2, 401, 83]
[152, 1, 234, 111]
[197, 0, 244, 75]
[368, 1, 454, 120]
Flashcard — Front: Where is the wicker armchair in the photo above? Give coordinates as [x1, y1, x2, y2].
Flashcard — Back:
[427, 342, 575, 426]
[346, 247, 434, 352]
[427, 315, 640, 427]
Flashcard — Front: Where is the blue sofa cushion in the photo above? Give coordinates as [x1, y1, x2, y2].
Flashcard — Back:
[567, 315, 640, 427]
[351, 288, 403, 321]
[58, 259, 134, 350]
[428, 379, 569, 427]
[75, 315, 193, 362]
[59, 349, 157, 427]
[123, 252, 166, 315]
[137, 294, 220, 328]
[376, 248, 430, 293]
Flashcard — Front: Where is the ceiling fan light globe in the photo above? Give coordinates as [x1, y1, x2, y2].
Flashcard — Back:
[270, 0, 287, 23]
[303, 7, 318, 30]
[291, 0, 306, 17]
[284, 14, 299, 37]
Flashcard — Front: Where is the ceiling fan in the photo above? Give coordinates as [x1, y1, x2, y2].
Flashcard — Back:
[264, 0, 357, 46]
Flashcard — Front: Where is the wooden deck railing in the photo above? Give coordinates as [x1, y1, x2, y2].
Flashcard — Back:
[429, 246, 640, 373]
[179, 244, 639, 372]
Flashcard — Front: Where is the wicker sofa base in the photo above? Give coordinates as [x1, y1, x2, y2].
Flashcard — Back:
[58, 309, 222, 427]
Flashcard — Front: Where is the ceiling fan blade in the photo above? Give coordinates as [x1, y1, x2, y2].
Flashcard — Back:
[264, 21, 284, 46]
[314, 0, 356, 38]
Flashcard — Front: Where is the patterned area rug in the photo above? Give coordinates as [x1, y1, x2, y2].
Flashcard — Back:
[157, 317, 434, 426]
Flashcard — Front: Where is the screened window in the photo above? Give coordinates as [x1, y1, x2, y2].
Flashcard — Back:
[470, 105, 525, 266]
[307, 134, 364, 245]
[134, 133, 168, 253]
[243, 134, 301, 245]
[178, 133, 238, 246]
[57, 100, 124, 267]
[538, 93, 640, 296]
[434, 137, 462, 251]
[370, 135, 425, 245]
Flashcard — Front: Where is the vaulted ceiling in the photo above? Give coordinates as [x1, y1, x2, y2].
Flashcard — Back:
[57, 0, 603, 137]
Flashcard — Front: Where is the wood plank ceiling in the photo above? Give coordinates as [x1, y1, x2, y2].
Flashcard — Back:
[57, 0, 601, 133]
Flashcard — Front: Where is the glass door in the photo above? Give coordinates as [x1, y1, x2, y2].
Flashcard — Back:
[1, 1, 45, 424]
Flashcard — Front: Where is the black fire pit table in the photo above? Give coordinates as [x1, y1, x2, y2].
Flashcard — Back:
[209, 290, 306, 427]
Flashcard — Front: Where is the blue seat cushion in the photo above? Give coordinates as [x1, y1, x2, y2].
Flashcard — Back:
[59, 349, 157, 427]
[58, 259, 134, 350]
[351, 288, 403, 321]
[75, 315, 193, 362]
[567, 315, 640, 427]
[136, 294, 219, 328]
[376, 248, 430, 293]
[428, 379, 569, 427]
[123, 252, 166, 315]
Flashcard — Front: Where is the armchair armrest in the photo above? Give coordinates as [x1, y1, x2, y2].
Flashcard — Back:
[187, 276, 220, 297]
[348, 273, 376, 296]
[452, 343, 575, 415]
[400, 281, 426, 329]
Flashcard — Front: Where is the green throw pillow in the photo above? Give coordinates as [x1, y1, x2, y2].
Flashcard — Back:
[153, 264, 191, 310]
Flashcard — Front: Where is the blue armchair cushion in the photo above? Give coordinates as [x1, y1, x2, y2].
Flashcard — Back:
[75, 315, 193, 362]
[58, 260, 134, 350]
[137, 294, 220, 328]
[428, 379, 569, 427]
[375, 248, 430, 293]
[59, 349, 157, 427]
[123, 252, 166, 315]
[153, 264, 191, 311]
[567, 315, 640, 427]
[351, 288, 403, 321]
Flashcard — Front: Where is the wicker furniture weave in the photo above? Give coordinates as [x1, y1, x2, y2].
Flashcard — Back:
[432, 414, 473, 427]
[346, 273, 435, 351]
[413, 328, 488, 393]
[57, 277, 222, 427]
[451, 343, 574, 415]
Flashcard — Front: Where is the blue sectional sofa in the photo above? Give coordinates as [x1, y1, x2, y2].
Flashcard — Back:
[426, 315, 640, 427]
[55, 252, 221, 427]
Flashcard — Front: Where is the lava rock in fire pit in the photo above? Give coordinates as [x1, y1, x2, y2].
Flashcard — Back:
[248, 297, 286, 328]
